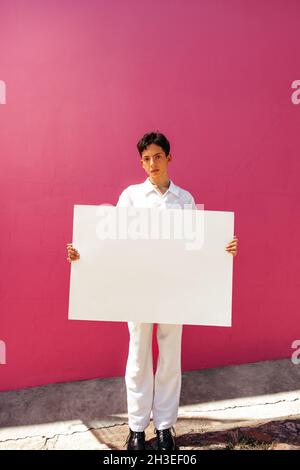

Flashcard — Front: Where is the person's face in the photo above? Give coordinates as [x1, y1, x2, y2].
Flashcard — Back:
[140, 143, 172, 179]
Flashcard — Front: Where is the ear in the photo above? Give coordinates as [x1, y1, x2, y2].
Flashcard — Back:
[167, 153, 172, 161]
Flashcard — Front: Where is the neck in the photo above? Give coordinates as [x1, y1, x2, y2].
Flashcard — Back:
[149, 173, 170, 187]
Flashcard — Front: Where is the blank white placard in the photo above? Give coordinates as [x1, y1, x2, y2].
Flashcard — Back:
[68, 205, 234, 326]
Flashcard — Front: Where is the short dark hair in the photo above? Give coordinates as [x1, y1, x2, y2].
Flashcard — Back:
[137, 131, 170, 157]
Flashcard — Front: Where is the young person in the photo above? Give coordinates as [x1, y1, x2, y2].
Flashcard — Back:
[67, 131, 238, 450]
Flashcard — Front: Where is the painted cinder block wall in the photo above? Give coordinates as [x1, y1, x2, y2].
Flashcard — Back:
[1, 0, 299, 391]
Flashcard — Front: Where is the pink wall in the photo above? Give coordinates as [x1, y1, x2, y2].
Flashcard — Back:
[1, 0, 299, 391]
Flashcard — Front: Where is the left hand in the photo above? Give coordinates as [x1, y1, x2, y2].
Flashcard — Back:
[225, 235, 238, 257]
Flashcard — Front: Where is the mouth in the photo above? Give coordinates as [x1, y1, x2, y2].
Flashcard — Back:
[151, 169, 159, 173]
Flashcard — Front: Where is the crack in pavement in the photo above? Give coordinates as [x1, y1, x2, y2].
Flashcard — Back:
[42, 434, 59, 450]
[179, 397, 300, 414]
[0, 422, 128, 444]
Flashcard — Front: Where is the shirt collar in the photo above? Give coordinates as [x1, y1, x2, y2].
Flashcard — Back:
[143, 177, 180, 197]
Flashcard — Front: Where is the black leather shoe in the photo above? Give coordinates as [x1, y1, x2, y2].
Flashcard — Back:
[155, 427, 177, 451]
[125, 428, 146, 450]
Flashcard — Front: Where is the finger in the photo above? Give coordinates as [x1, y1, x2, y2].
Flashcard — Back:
[226, 241, 238, 247]
[226, 246, 237, 252]
[68, 250, 78, 257]
[68, 256, 79, 262]
[67, 245, 79, 253]
[67, 248, 78, 254]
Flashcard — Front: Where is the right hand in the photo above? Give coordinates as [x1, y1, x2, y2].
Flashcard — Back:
[67, 243, 80, 263]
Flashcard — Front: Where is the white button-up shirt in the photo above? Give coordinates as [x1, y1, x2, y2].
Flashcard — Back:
[116, 177, 196, 209]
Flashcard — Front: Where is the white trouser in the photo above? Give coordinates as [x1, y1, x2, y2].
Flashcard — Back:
[125, 322, 183, 432]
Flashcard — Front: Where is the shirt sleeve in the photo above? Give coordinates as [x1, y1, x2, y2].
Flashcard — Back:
[183, 192, 197, 210]
[116, 187, 132, 207]
[190, 195, 197, 210]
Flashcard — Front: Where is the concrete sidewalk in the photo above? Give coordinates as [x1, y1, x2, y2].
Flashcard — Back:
[0, 359, 300, 450]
